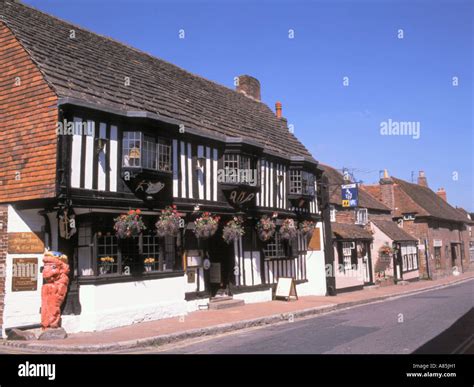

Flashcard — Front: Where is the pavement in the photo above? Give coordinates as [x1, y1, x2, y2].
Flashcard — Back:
[1, 272, 473, 353]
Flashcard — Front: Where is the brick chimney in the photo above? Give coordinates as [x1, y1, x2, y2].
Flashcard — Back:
[417, 171, 428, 187]
[275, 102, 282, 118]
[379, 169, 395, 210]
[436, 187, 447, 202]
[236, 75, 261, 101]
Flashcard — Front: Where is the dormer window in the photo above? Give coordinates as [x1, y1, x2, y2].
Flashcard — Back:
[122, 132, 171, 172]
[289, 170, 315, 196]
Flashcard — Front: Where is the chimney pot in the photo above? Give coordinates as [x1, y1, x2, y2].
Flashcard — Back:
[236, 75, 261, 101]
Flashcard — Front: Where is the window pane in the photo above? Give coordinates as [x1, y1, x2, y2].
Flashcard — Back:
[289, 170, 302, 194]
[157, 138, 171, 172]
[143, 135, 157, 170]
[97, 233, 119, 275]
[123, 131, 142, 167]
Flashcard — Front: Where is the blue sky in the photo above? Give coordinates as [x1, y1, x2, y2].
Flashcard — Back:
[26, 0, 474, 210]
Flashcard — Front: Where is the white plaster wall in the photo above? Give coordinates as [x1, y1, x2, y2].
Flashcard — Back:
[370, 223, 395, 278]
[403, 270, 420, 281]
[186, 298, 210, 313]
[233, 288, 272, 303]
[334, 249, 365, 290]
[2, 206, 44, 337]
[297, 224, 327, 296]
[63, 275, 188, 333]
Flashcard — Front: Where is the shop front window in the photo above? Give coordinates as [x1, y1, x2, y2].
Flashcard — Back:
[97, 232, 119, 275]
[95, 233, 178, 276]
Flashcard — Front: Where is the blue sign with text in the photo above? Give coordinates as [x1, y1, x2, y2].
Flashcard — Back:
[341, 184, 358, 207]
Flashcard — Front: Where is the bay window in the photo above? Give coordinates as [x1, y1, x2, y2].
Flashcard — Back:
[289, 170, 315, 196]
[122, 131, 171, 172]
[223, 153, 254, 185]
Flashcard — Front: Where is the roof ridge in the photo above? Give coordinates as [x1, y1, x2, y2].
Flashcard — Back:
[392, 176, 467, 222]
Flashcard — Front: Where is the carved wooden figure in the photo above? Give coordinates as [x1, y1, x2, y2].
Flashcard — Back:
[41, 251, 70, 329]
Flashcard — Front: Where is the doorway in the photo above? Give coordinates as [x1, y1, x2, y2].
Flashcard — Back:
[450, 243, 458, 268]
[207, 228, 233, 297]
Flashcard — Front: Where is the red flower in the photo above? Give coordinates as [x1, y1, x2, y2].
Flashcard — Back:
[136, 209, 141, 214]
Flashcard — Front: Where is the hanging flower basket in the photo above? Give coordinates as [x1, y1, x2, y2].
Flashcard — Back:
[379, 245, 394, 256]
[114, 209, 146, 239]
[256, 215, 276, 242]
[223, 217, 245, 244]
[194, 212, 220, 239]
[299, 220, 315, 236]
[155, 205, 182, 237]
[279, 218, 298, 240]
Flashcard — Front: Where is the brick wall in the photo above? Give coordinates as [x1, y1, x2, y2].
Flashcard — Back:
[335, 209, 392, 224]
[0, 22, 58, 203]
[0, 206, 8, 330]
[400, 219, 470, 278]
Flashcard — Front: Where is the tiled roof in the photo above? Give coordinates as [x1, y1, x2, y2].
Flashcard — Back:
[372, 220, 417, 242]
[392, 178, 467, 223]
[331, 222, 373, 240]
[456, 208, 474, 225]
[320, 164, 391, 211]
[0, 0, 314, 160]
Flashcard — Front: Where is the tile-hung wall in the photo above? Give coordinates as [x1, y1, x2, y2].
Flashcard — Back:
[70, 118, 118, 192]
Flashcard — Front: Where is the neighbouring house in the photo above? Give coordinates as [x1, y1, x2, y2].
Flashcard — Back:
[370, 220, 419, 283]
[455, 208, 474, 264]
[0, 1, 328, 335]
[363, 171, 471, 279]
[318, 165, 417, 292]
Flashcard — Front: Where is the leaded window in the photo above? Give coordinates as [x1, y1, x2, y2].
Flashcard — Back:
[223, 153, 254, 185]
[122, 131, 171, 172]
[289, 170, 315, 195]
[263, 232, 285, 259]
[97, 232, 119, 275]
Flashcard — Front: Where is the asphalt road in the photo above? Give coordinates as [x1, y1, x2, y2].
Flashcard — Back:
[149, 279, 473, 354]
[0, 279, 472, 355]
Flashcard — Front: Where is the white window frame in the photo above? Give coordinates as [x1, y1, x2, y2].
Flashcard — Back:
[355, 208, 368, 225]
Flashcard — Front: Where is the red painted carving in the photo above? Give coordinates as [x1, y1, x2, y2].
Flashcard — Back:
[41, 252, 70, 329]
